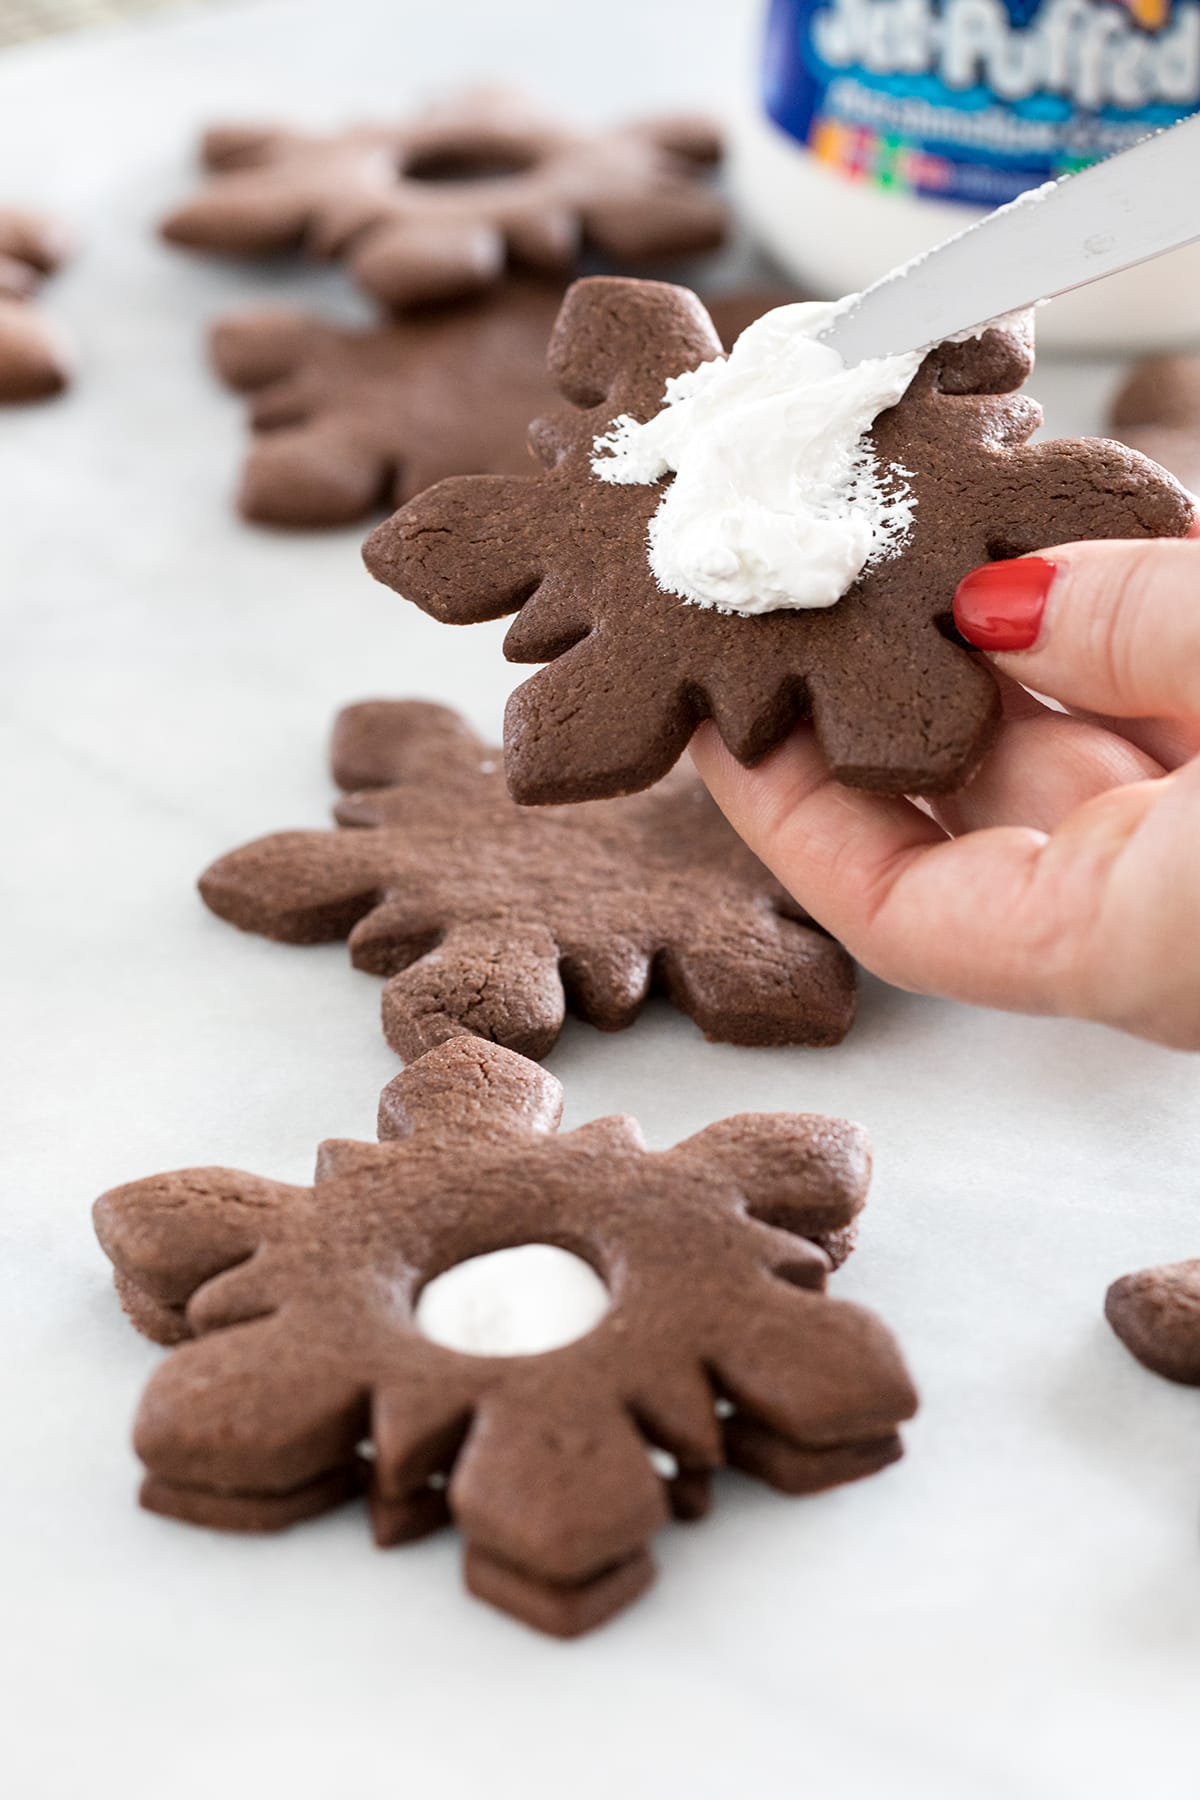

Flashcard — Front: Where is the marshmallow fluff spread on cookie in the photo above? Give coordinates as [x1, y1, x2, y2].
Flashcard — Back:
[591, 300, 923, 615]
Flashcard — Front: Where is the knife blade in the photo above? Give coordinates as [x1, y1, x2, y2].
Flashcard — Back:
[820, 115, 1200, 368]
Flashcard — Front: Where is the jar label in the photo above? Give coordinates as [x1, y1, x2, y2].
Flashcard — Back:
[764, 0, 1200, 206]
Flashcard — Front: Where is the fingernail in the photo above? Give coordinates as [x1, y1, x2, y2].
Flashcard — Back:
[953, 557, 1057, 653]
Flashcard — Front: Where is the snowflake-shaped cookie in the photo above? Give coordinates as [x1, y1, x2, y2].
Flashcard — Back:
[94, 1036, 916, 1636]
[364, 277, 1195, 803]
[199, 700, 857, 1057]
[1111, 356, 1200, 501]
[209, 281, 563, 524]
[0, 208, 72, 403]
[209, 285, 799, 526]
[162, 90, 725, 308]
[1106, 1260, 1200, 1386]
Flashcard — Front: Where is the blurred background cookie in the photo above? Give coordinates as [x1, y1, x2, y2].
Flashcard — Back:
[1110, 356, 1200, 498]
[163, 87, 727, 309]
[1106, 1260, 1200, 1385]
[0, 206, 72, 402]
[210, 281, 809, 527]
[210, 280, 565, 525]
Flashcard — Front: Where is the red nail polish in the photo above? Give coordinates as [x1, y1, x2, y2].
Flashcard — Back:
[953, 557, 1057, 652]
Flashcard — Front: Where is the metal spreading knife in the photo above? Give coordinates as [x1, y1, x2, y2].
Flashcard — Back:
[821, 114, 1200, 367]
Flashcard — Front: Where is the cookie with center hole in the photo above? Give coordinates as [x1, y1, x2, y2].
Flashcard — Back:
[162, 88, 726, 309]
[93, 1037, 915, 1638]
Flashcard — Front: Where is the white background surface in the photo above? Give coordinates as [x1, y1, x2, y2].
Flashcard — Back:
[3, 2, 1200, 1794]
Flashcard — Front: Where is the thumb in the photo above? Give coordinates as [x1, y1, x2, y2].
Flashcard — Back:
[952, 536, 1200, 722]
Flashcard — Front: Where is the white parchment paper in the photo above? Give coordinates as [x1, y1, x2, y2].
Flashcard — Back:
[2, 3, 1199, 1795]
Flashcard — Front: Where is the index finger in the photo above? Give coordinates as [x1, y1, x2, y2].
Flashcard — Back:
[954, 535, 1200, 725]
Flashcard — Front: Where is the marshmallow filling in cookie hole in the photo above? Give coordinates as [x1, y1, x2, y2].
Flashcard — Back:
[403, 149, 541, 185]
[414, 1244, 610, 1357]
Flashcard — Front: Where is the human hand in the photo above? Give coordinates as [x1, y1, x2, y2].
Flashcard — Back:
[691, 530, 1200, 1049]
